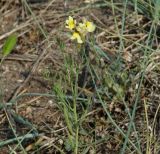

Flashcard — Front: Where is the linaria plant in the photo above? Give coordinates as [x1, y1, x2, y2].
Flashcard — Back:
[65, 16, 96, 85]
[57, 16, 96, 153]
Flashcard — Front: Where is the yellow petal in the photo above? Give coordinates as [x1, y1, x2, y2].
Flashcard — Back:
[65, 16, 76, 30]
[69, 16, 73, 21]
[77, 37, 83, 44]
[66, 20, 69, 24]
[76, 23, 87, 34]
[86, 21, 95, 32]
[71, 32, 83, 44]
[70, 32, 78, 40]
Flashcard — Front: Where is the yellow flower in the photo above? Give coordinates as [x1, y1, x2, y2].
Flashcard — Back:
[71, 32, 83, 44]
[76, 23, 87, 35]
[85, 21, 96, 32]
[65, 16, 95, 44]
[66, 16, 76, 30]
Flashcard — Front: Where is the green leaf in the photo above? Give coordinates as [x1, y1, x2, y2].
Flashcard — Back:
[2, 34, 17, 57]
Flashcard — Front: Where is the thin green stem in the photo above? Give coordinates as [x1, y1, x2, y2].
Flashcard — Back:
[121, 20, 156, 154]
[87, 62, 141, 154]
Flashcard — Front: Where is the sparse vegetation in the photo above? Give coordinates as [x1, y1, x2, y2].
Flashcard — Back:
[0, 0, 160, 153]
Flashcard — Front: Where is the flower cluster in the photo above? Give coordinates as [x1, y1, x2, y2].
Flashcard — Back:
[65, 16, 96, 44]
